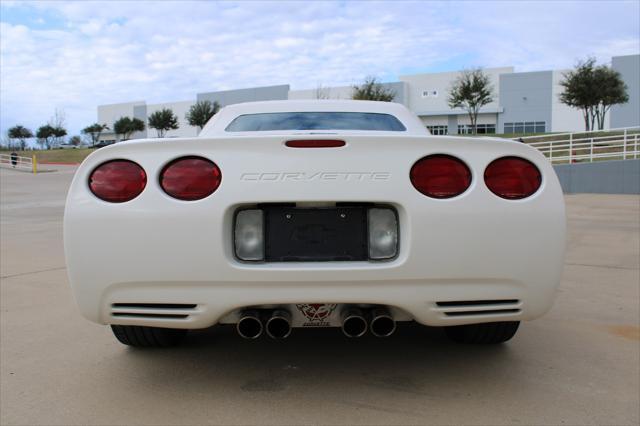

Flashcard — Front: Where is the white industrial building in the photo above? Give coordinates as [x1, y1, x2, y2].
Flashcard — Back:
[97, 54, 639, 142]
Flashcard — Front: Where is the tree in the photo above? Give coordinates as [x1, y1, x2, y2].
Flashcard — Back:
[82, 123, 109, 146]
[186, 100, 220, 131]
[0, 135, 15, 149]
[593, 65, 628, 130]
[68, 135, 83, 146]
[559, 58, 628, 131]
[49, 109, 67, 146]
[36, 125, 58, 149]
[50, 109, 66, 129]
[352, 76, 396, 101]
[315, 84, 330, 99]
[7, 125, 33, 150]
[148, 108, 179, 137]
[447, 68, 494, 135]
[559, 58, 598, 131]
[113, 117, 145, 141]
[53, 126, 67, 144]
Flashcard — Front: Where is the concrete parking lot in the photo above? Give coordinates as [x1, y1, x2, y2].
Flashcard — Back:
[1, 165, 639, 425]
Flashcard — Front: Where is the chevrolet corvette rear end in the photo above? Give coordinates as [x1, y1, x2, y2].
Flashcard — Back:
[64, 100, 565, 347]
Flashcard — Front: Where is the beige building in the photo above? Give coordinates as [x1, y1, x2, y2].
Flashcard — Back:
[97, 54, 638, 140]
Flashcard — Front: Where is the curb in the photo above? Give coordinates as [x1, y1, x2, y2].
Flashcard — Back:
[39, 162, 81, 165]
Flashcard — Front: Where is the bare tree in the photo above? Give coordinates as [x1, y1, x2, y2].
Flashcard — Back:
[50, 109, 66, 128]
[1, 134, 16, 149]
[47, 109, 67, 145]
[315, 84, 330, 99]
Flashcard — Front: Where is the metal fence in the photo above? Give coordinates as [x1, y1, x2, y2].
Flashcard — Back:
[0, 153, 37, 173]
[518, 127, 640, 164]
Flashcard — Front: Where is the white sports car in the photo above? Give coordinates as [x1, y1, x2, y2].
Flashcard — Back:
[64, 100, 566, 347]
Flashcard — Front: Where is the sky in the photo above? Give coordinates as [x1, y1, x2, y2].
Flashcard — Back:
[1, 0, 639, 139]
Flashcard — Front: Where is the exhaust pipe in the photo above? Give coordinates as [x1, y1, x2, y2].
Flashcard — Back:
[265, 309, 292, 339]
[341, 307, 367, 338]
[237, 310, 263, 339]
[370, 308, 396, 337]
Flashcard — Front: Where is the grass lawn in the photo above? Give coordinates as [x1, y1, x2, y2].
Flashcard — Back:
[9, 148, 94, 164]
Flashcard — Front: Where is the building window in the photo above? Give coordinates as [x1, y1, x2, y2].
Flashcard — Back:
[457, 124, 496, 134]
[503, 121, 546, 134]
[525, 122, 535, 133]
[421, 90, 439, 98]
[426, 125, 448, 135]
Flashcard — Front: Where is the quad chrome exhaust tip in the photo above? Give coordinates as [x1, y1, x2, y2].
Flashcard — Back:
[341, 307, 368, 338]
[265, 309, 292, 339]
[237, 310, 263, 339]
[370, 308, 396, 337]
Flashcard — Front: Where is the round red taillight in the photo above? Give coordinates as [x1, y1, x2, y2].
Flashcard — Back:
[484, 156, 542, 199]
[410, 154, 472, 198]
[89, 160, 146, 203]
[160, 156, 222, 201]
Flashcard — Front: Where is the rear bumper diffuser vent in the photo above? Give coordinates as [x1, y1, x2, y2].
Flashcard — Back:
[435, 299, 521, 317]
[110, 303, 197, 320]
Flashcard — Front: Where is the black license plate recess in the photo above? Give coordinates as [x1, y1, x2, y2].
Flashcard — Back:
[264, 206, 367, 261]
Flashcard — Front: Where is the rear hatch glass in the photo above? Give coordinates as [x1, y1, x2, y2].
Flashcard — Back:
[225, 112, 407, 132]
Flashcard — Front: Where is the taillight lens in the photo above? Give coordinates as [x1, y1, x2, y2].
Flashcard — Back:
[89, 160, 146, 203]
[160, 156, 222, 200]
[410, 154, 472, 198]
[484, 157, 541, 199]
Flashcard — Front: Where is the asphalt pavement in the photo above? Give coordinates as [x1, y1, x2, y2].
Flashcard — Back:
[1, 165, 638, 425]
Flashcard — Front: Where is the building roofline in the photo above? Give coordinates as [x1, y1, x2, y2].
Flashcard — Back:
[146, 99, 194, 107]
[612, 54, 640, 60]
[97, 100, 146, 108]
[399, 66, 515, 79]
[197, 84, 290, 96]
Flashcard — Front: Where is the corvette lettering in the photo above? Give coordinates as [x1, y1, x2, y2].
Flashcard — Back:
[240, 172, 391, 181]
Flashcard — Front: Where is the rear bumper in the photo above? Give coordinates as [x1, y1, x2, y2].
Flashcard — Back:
[66, 195, 565, 329]
[79, 275, 555, 329]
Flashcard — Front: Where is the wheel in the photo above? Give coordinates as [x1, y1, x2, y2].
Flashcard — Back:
[444, 321, 520, 344]
[110, 325, 187, 347]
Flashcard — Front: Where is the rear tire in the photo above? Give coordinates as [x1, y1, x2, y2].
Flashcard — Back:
[444, 321, 520, 344]
[110, 325, 187, 347]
